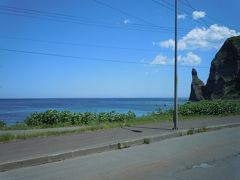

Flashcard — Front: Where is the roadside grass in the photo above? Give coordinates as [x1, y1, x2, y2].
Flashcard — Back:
[0, 122, 125, 143]
[117, 142, 130, 149]
[0, 133, 15, 142]
[0, 100, 240, 143]
[143, 138, 151, 144]
[1, 123, 32, 130]
[187, 127, 208, 135]
[0, 113, 239, 143]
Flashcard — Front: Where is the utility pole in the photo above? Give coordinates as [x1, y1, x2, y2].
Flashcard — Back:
[173, 0, 178, 130]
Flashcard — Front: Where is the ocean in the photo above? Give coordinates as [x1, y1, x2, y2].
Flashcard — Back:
[0, 98, 187, 125]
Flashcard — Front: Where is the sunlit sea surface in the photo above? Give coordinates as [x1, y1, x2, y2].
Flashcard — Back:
[0, 98, 187, 125]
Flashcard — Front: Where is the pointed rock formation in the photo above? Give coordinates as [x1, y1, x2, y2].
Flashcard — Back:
[189, 68, 205, 101]
[189, 35, 240, 101]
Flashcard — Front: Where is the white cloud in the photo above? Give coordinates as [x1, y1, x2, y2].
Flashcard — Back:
[178, 52, 201, 65]
[178, 14, 187, 19]
[157, 24, 240, 51]
[150, 54, 169, 65]
[192, 11, 206, 20]
[123, 19, 131, 24]
[150, 52, 201, 66]
[159, 39, 175, 49]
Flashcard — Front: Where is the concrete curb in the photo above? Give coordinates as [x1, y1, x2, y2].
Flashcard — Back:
[0, 122, 240, 172]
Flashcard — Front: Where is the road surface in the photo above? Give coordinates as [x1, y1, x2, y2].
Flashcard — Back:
[0, 126, 239, 180]
[1, 116, 239, 165]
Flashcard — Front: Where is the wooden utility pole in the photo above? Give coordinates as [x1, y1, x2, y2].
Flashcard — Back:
[173, 0, 178, 130]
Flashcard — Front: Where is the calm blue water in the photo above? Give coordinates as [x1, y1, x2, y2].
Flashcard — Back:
[0, 98, 187, 125]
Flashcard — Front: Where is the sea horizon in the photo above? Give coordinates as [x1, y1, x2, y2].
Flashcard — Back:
[0, 98, 188, 125]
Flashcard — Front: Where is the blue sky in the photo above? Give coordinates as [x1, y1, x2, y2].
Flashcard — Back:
[0, 0, 239, 98]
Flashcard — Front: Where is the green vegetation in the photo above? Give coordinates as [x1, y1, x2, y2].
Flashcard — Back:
[3, 100, 238, 130]
[24, 110, 136, 127]
[187, 127, 208, 136]
[143, 138, 151, 144]
[0, 122, 125, 143]
[0, 133, 14, 142]
[3, 122, 30, 130]
[230, 35, 240, 46]
[179, 100, 240, 116]
[117, 143, 130, 149]
[0, 120, 6, 128]
[187, 128, 194, 135]
[0, 100, 240, 142]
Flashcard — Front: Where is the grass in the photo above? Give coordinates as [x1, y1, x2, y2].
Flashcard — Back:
[187, 127, 208, 135]
[0, 133, 15, 142]
[187, 128, 194, 135]
[0, 122, 126, 143]
[0, 100, 240, 143]
[117, 143, 130, 149]
[143, 138, 151, 144]
[0, 113, 236, 143]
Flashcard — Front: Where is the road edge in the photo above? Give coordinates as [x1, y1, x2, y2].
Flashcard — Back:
[0, 122, 240, 172]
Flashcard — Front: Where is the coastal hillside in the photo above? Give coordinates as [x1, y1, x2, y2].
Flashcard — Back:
[189, 35, 240, 101]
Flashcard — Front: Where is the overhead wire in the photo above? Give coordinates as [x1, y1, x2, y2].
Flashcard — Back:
[151, 0, 210, 27]
[0, 12, 170, 33]
[181, 0, 229, 27]
[0, 5, 190, 33]
[0, 5, 157, 29]
[151, 0, 175, 12]
[0, 2, 211, 70]
[92, 0, 158, 27]
[0, 47, 209, 69]
[0, 35, 161, 53]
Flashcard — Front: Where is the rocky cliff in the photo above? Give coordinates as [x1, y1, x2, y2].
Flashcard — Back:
[189, 68, 205, 101]
[189, 35, 240, 101]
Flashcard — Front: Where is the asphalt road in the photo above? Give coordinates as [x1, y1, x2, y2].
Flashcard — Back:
[0, 126, 239, 180]
[1, 116, 239, 164]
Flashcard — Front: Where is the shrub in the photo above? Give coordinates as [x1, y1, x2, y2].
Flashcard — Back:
[179, 100, 240, 116]
[24, 110, 136, 127]
[81, 112, 97, 125]
[0, 120, 6, 128]
[187, 128, 194, 135]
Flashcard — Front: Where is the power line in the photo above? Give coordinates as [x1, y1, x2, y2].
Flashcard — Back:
[181, 0, 229, 27]
[0, 11, 170, 33]
[0, 5, 188, 29]
[0, 47, 209, 69]
[0, 12, 178, 34]
[0, 47, 148, 65]
[0, 5, 190, 33]
[151, 0, 175, 12]
[152, 0, 210, 27]
[179, 0, 210, 27]
[0, 5, 94, 21]
[0, 35, 162, 53]
[92, 0, 158, 27]
[0, 5, 159, 29]
[172, 0, 210, 27]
